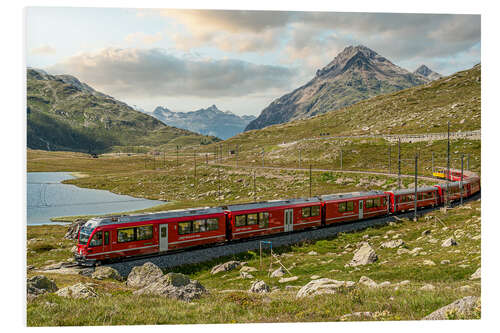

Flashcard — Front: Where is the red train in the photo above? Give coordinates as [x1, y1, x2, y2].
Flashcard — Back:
[75, 169, 480, 265]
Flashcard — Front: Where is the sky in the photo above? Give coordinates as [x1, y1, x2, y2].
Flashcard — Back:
[26, 7, 481, 116]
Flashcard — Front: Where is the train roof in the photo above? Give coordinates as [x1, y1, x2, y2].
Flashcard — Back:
[226, 197, 321, 211]
[388, 186, 438, 196]
[319, 191, 385, 202]
[84, 206, 224, 228]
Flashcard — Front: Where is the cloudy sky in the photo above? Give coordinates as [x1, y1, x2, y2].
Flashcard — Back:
[26, 7, 481, 116]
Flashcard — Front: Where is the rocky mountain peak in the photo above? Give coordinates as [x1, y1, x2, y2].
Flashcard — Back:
[413, 65, 442, 81]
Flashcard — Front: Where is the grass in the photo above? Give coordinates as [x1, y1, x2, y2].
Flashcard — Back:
[26, 199, 481, 325]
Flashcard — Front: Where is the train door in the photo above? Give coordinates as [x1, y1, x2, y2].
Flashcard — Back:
[359, 200, 364, 219]
[103, 230, 111, 254]
[159, 224, 168, 252]
[284, 209, 293, 232]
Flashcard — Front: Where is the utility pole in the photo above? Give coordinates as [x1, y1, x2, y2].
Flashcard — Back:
[262, 148, 265, 168]
[206, 153, 208, 165]
[236, 144, 238, 168]
[398, 138, 401, 189]
[388, 145, 391, 174]
[467, 153, 470, 171]
[340, 149, 343, 170]
[414, 154, 418, 222]
[176, 146, 179, 167]
[309, 164, 312, 198]
[163, 151, 166, 168]
[253, 170, 256, 201]
[153, 153, 156, 170]
[299, 149, 301, 169]
[431, 151, 434, 174]
[447, 121, 450, 207]
[194, 151, 197, 190]
[461, 154, 464, 205]
[218, 166, 221, 199]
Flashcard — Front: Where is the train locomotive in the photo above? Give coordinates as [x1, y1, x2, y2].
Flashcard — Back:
[75, 168, 480, 266]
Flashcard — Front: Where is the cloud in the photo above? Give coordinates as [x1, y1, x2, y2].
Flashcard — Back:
[125, 32, 163, 45]
[30, 45, 56, 55]
[46, 47, 296, 98]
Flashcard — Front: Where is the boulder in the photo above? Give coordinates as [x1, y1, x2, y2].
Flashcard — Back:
[270, 267, 286, 278]
[240, 271, 254, 279]
[308, 251, 318, 256]
[346, 242, 378, 267]
[423, 260, 436, 266]
[470, 267, 481, 280]
[210, 260, 241, 275]
[249, 280, 270, 294]
[56, 283, 97, 299]
[126, 262, 164, 288]
[240, 266, 258, 273]
[397, 248, 411, 255]
[92, 266, 123, 281]
[134, 273, 206, 302]
[380, 239, 405, 249]
[279, 276, 299, 283]
[442, 237, 458, 247]
[422, 296, 480, 320]
[310, 275, 321, 280]
[420, 284, 435, 291]
[27, 275, 58, 300]
[359, 276, 378, 288]
[64, 219, 87, 240]
[421, 229, 431, 236]
[441, 260, 451, 265]
[296, 278, 355, 298]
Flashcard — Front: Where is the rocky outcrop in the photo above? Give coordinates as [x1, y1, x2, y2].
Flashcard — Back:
[249, 280, 270, 294]
[64, 219, 87, 240]
[296, 278, 355, 298]
[442, 237, 458, 247]
[126, 262, 164, 288]
[92, 266, 123, 281]
[470, 267, 481, 280]
[56, 283, 97, 299]
[279, 276, 299, 283]
[27, 275, 58, 300]
[380, 239, 405, 249]
[134, 273, 206, 302]
[210, 261, 241, 275]
[359, 276, 379, 288]
[413, 65, 443, 81]
[422, 296, 480, 320]
[346, 242, 378, 267]
[270, 267, 286, 278]
[240, 266, 258, 273]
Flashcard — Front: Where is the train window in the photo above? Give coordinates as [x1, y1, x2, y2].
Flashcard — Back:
[137, 225, 153, 241]
[207, 218, 219, 231]
[302, 207, 311, 218]
[366, 199, 373, 208]
[117, 228, 135, 243]
[311, 206, 320, 217]
[193, 219, 207, 233]
[374, 197, 381, 207]
[346, 201, 354, 211]
[235, 215, 246, 227]
[104, 231, 109, 245]
[178, 221, 192, 235]
[89, 231, 103, 247]
[338, 202, 346, 212]
[247, 213, 258, 225]
[259, 212, 269, 228]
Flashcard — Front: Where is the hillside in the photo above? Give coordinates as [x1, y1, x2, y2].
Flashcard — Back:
[27, 69, 219, 153]
[245, 45, 429, 131]
[147, 105, 256, 140]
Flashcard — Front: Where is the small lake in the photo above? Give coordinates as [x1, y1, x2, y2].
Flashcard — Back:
[27, 172, 165, 225]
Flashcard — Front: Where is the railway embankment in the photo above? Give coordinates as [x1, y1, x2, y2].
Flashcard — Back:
[27, 198, 481, 325]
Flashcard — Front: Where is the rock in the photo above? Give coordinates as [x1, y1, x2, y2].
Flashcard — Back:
[397, 248, 411, 255]
[92, 266, 123, 281]
[79, 267, 95, 277]
[240, 271, 254, 279]
[308, 251, 318, 255]
[270, 267, 286, 278]
[211, 260, 241, 275]
[470, 267, 481, 280]
[422, 296, 480, 320]
[460, 285, 473, 292]
[380, 239, 405, 248]
[279, 276, 299, 283]
[134, 273, 206, 302]
[64, 219, 87, 240]
[310, 275, 321, 280]
[420, 284, 435, 291]
[240, 266, 257, 273]
[410, 247, 423, 255]
[249, 280, 270, 293]
[398, 280, 410, 286]
[423, 260, 436, 266]
[346, 242, 378, 266]
[441, 260, 451, 265]
[421, 229, 431, 236]
[27, 275, 58, 299]
[362, 235, 369, 239]
[359, 276, 378, 288]
[442, 237, 458, 247]
[378, 281, 391, 287]
[297, 278, 355, 298]
[56, 283, 97, 299]
[126, 262, 164, 288]
[427, 238, 438, 244]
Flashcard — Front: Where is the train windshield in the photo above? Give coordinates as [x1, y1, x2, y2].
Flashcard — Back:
[78, 226, 94, 245]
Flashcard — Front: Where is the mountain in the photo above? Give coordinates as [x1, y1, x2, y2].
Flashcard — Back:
[245, 45, 429, 131]
[413, 65, 443, 81]
[147, 105, 256, 140]
[27, 69, 218, 152]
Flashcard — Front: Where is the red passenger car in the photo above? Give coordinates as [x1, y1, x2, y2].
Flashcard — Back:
[386, 186, 439, 213]
[434, 182, 464, 204]
[76, 207, 226, 265]
[225, 198, 322, 240]
[320, 191, 388, 225]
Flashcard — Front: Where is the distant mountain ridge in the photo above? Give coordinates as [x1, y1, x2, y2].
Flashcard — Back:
[245, 45, 430, 131]
[413, 65, 443, 81]
[147, 105, 256, 140]
[27, 68, 218, 152]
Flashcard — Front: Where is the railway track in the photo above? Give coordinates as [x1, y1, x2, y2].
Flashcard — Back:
[104, 192, 480, 277]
